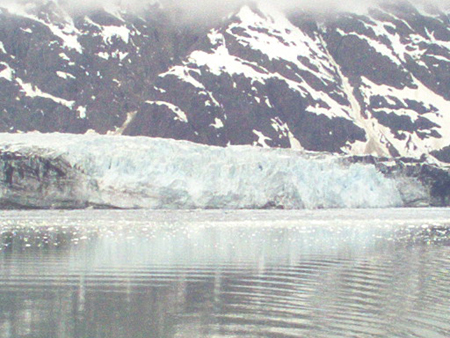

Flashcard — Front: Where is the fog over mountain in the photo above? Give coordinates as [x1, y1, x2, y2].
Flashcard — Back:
[1, 0, 450, 163]
[0, 0, 449, 18]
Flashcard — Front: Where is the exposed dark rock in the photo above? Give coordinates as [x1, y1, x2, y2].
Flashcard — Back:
[0, 149, 95, 208]
[1, 1, 450, 162]
[346, 155, 450, 206]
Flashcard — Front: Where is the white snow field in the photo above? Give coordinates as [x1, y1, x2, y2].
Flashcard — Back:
[0, 133, 427, 209]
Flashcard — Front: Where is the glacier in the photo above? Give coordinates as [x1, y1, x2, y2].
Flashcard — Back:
[0, 133, 439, 209]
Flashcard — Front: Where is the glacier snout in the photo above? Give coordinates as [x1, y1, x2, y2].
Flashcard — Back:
[0, 133, 443, 209]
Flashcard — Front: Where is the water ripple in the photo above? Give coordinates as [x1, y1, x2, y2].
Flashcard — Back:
[0, 209, 450, 338]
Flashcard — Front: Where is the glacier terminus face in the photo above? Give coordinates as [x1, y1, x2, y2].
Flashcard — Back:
[0, 133, 441, 209]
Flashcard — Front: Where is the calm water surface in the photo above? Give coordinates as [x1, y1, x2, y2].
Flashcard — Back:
[0, 209, 449, 338]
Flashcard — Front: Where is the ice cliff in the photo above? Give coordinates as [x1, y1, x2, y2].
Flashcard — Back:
[1, 133, 447, 209]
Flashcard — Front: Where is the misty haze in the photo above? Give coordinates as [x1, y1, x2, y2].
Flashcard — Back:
[1, 0, 450, 337]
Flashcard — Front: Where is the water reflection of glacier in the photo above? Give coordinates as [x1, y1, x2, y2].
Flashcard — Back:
[0, 209, 450, 337]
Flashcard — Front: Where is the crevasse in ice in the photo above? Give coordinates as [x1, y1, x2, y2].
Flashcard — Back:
[0, 133, 425, 209]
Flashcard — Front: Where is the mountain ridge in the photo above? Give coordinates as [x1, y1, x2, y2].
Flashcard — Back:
[1, 1, 450, 162]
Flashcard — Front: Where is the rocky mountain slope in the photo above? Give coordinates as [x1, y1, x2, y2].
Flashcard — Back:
[1, 1, 450, 162]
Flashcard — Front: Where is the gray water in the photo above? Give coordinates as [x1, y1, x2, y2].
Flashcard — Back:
[0, 209, 449, 338]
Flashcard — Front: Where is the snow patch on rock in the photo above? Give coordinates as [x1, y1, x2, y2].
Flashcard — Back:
[16, 78, 75, 108]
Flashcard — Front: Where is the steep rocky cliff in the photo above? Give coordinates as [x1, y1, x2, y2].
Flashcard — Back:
[1, 1, 450, 162]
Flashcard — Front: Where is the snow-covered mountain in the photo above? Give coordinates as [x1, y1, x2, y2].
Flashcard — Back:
[0, 1, 204, 132]
[2, 133, 449, 209]
[1, 0, 450, 162]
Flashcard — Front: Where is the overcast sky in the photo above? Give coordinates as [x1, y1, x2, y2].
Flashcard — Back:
[0, 0, 448, 21]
